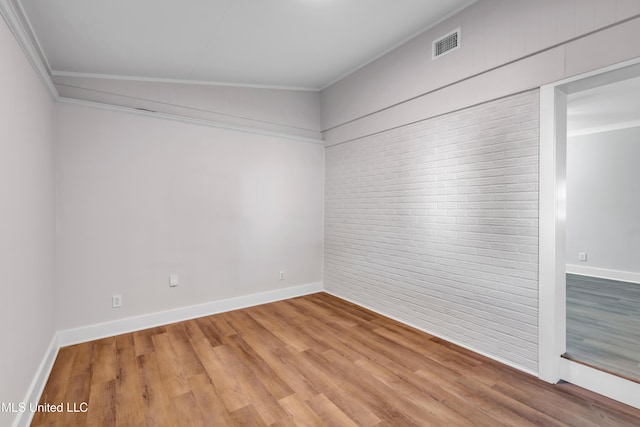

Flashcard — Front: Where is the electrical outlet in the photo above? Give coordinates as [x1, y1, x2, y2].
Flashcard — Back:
[578, 252, 587, 262]
[169, 274, 179, 287]
[279, 270, 285, 280]
[112, 294, 122, 308]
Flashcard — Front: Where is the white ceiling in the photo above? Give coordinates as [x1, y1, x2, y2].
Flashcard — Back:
[567, 75, 640, 134]
[19, 0, 474, 90]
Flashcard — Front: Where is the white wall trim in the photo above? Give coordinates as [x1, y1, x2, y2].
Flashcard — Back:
[52, 70, 319, 93]
[566, 264, 640, 285]
[12, 0, 51, 71]
[0, 0, 57, 99]
[538, 84, 567, 383]
[57, 97, 325, 145]
[568, 119, 640, 137]
[11, 335, 59, 427]
[57, 282, 323, 347]
[11, 284, 322, 426]
[559, 358, 640, 409]
[324, 290, 538, 378]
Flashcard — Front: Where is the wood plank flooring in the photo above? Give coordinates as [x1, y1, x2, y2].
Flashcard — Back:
[32, 292, 640, 426]
[566, 273, 640, 381]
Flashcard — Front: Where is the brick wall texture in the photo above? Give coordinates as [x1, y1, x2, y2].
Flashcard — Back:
[324, 90, 540, 372]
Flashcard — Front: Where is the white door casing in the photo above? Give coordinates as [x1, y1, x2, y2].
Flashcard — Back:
[538, 57, 640, 409]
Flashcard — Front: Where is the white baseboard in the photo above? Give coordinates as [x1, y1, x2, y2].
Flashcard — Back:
[58, 282, 323, 347]
[11, 282, 322, 426]
[559, 358, 640, 409]
[12, 335, 60, 427]
[566, 264, 640, 285]
[323, 290, 538, 378]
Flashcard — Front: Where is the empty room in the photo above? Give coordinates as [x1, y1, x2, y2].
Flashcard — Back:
[2, 0, 640, 426]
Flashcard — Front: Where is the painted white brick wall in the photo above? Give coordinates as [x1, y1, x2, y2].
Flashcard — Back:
[324, 90, 540, 372]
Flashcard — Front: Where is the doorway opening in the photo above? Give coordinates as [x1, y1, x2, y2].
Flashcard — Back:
[539, 58, 640, 408]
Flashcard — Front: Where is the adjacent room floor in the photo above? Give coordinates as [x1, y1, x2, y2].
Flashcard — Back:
[566, 273, 640, 382]
[33, 292, 640, 426]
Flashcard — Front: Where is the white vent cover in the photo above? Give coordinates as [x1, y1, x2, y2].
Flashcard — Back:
[432, 28, 460, 59]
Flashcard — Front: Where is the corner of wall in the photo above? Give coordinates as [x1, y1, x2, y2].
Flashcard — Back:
[10, 335, 59, 427]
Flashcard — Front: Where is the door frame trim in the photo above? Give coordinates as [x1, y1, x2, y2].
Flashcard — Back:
[538, 56, 640, 408]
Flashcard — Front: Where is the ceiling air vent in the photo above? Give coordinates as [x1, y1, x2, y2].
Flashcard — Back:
[432, 28, 460, 60]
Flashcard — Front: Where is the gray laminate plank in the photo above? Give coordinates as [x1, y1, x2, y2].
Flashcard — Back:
[566, 273, 640, 381]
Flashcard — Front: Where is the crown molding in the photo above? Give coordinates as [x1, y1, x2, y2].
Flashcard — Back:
[1, 1, 323, 141]
[0, 0, 58, 99]
[2, 0, 320, 97]
[52, 70, 320, 93]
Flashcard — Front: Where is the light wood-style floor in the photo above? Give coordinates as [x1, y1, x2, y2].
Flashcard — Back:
[33, 292, 640, 426]
[566, 273, 640, 382]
